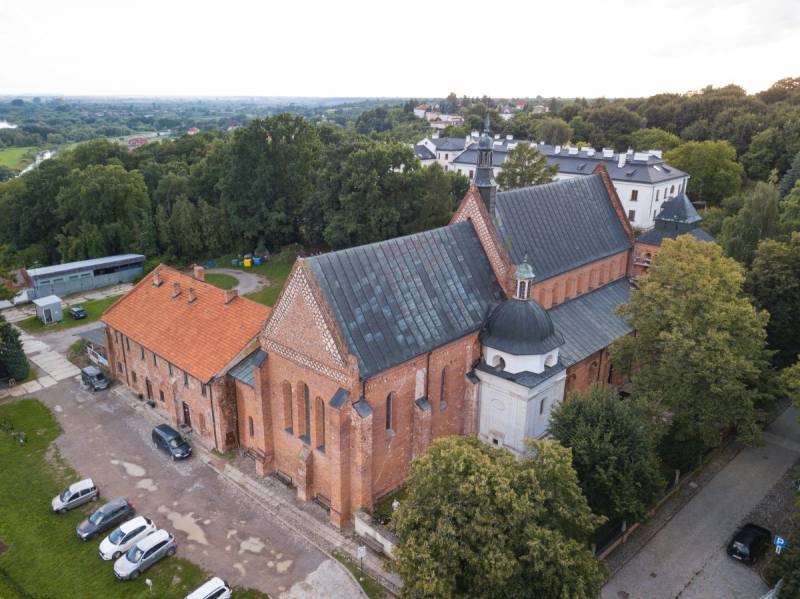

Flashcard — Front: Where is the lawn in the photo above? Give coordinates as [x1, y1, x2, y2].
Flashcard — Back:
[206, 249, 297, 307]
[0, 399, 268, 599]
[0, 146, 39, 170]
[204, 273, 238, 290]
[17, 295, 121, 334]
[332, 550, 386, 599]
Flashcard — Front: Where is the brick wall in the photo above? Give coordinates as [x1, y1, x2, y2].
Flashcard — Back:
[632, 241, 660, 278]
[105, 325, 231, 450]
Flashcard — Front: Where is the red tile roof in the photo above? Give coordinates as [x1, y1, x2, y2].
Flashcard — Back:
[102, 265, 270, 382]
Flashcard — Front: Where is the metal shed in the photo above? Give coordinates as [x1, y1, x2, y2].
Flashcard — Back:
[24, 254, 145, 299]
[33, 295, 63, 325]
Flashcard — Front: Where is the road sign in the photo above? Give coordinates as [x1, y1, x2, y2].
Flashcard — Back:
[774, 536, 786, 548]
[357, 545, 367, 559]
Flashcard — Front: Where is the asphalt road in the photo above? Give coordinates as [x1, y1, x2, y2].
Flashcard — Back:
[205, 268, 267, 296]
[603, 406, 800, 599]
[33, 379, 363, 598]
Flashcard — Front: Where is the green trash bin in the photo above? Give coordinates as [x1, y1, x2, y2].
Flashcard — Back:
[231, 259, 239, 267]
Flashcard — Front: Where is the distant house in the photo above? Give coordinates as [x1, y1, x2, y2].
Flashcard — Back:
[413, 104, 430, 119]
[187, 127, 200, 135]
[413, 144, 437, 167]
[22, 254, 145, 300]
[127, 137, 148, 151]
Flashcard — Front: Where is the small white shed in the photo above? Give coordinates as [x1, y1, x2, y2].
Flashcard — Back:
[33, 295, 62, 325]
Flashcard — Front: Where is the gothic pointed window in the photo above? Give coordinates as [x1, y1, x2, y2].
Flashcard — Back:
[315, 396, 325, 451]
[282, 380, 293, 433]
[299, 381, 310, 442]
[386, 392, 394, 432]
[439, 367, 448, 412]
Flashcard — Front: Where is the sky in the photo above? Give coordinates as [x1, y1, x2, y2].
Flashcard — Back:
[1, 0, 798, 99]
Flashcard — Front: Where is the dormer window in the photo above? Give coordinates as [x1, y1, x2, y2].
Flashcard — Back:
[515, 279, 530, 300]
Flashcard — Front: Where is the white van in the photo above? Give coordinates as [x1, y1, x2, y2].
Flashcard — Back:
[186, 577, 233, 599]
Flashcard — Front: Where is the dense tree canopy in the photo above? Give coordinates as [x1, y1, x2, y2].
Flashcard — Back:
[391, 436, 606, 599]
[720, 182, 781, 266]
[0, 315, 29, 381]
[746, 233, 800, 367]
[549, 387, 664, 523]
[629, 128, 681, 152]
[611, 236, 771, 452]
[664, 140, 744, 205]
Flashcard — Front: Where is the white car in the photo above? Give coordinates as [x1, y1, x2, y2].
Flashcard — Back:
[99, 516, 156, 561]
[186, 577, 233, 599]
[51, 478, 98, 513]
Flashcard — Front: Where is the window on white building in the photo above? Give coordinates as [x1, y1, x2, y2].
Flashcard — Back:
[628, 209, 636, 221]
[630, 189, 638, 202]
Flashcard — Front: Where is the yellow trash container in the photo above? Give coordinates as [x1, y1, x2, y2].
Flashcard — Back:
[243, 258, 253, 267]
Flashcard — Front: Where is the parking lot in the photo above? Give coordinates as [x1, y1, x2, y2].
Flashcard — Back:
[33, 378, 363, 598]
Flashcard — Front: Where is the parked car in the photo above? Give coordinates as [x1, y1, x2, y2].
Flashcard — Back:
[68, 306, 87, 320]
[52, 478, 98, 514]
[186, 577, 233, 599]
[727, 523, 772, 564]
[152, 424, 192, 460]
[81, 366, 109, 391]
[113, 529, 176, 580]
[76, 497, 135, 541]
[99, 516, 156, 561]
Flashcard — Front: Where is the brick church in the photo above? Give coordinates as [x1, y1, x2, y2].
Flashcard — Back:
[103, 125, 637, 526]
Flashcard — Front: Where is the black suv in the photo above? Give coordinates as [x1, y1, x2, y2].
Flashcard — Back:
[727, 523, 772, 564]
[68, 306, 87, 319]
[81, 366, 109, 391]
[76, 497, 135, 541]
[152, 424, 192, 460]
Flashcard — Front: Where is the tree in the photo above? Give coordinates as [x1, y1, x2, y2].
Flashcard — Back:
[720, 182, 780, 266]
[391, 436, 606, 599]
[780, 181, 800, 233]
[168, 197, 204, 258]
[549, 387, 664, 523]
[664, 140, 743, 205]
[495, 144, 557, 190]
[539, 117, 572, 145]
[0, 315, 29, 381]
[354, 107, 393, 134]
[746, 234, 800, 367]
[611, 236, 771, 453]
[55, 164, 155, 261]
[742, 127, 786, 181]
[780, 150, 800, 198]
[629, 128, 681, 152]
[586, 105, 645, 149]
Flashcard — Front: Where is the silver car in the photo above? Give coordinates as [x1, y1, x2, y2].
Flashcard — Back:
[51, 478, 98, 514]
[99, 516, 156, 561]
[113, 529, 176, 580]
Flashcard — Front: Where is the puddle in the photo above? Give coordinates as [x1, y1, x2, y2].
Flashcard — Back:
[136, 478, 157, 492]
[157, 506, 208, 545]
[110, 459, 146, 477]
[276, 560, 292, 573]
[239, 536, 265, 555]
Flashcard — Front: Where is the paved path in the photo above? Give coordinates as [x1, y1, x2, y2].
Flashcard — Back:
[1, 283, 131, 323]
[603, 406, 800, 599]
[29, 380, 366, 599]
[205, 268, 267, 296]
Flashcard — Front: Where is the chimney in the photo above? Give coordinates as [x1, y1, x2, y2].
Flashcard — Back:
[188, 287, 197, 304]
[618, 153, 627, 168]
[554, 145, 561, 154]
[193, 265, 205, 281]
[224, 288, 238, 304]
[171, 281, 181, 298]
[152, 271, 162, 287]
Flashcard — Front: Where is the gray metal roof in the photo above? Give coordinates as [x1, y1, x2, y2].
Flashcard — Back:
[32, 295, 61, 306]
[495, 175, 632, 280]
[654, 192, 701, 224]
[430, 137, 467, 152]
[637, 226, 715, 246]
[26, 254, 145, 279]
[475, 359, 565, 389]
[453, 142, 687, 184]
[308, 221, 504, 379]
[228, 349, 267, 388]
[76, 325, 106, 348]
[482, 298, 564, 355]
[548, 278, 632, 367]
[414, 144, 435, 160]
[329, 388, 350, 409]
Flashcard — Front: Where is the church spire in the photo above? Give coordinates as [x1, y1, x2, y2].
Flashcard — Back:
[474, 114, 497, 217]
[514, 255, 535, 300]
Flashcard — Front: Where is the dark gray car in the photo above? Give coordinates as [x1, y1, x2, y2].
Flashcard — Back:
[113, 529, 176, 580]
[81, 366, 109, 391]
[152, 424, 191, 460]
[76, 497, 135, 541]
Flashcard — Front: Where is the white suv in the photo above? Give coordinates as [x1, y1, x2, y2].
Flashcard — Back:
[186, 577, 233, 599]
[99, 516, 156, 561]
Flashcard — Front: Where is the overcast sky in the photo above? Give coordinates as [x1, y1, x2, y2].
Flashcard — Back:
[1, 0, 797, 99]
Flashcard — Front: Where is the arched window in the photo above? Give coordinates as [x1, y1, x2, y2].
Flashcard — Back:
[551, 282, 560, 306]
[566, 373, 577, 393]
[282, 381, 293, 432]
[670, 184, 675, 194]
[315, 396, 325, 450]
[439, 367, 448, 411]
[491, 354, 505, 371]
[248, 416, 254, 438]
[299, 382, 310, 441]
[589, 361, 599, 381]
[386, 393, 394, 432]
[539, 397, 546, 415]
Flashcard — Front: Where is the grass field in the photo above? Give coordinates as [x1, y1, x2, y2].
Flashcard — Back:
[0, 399, 268, 599]
[0, 146, 39, 170]
[17, 295, 121, 334]
[206, 249, 297, 307]
[204, 273, 238, 290]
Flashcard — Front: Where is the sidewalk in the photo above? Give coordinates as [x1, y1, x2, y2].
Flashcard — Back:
[0, 328, 79, 401]
[111, 385, 402, 596]
[1, 282, 132, 323]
